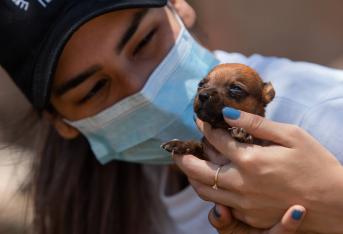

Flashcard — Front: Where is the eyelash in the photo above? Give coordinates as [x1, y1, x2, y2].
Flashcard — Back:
[77, 28, 157, 104]
[228, 84, 248, 100]
[132, 27, 158, 56]
[78, 78, 108, 104]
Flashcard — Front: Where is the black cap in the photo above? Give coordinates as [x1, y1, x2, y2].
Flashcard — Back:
[0, 0, 167, 110]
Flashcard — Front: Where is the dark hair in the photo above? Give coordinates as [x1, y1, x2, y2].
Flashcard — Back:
[31, 122, 163, 234]
[1, 105, 166, 233]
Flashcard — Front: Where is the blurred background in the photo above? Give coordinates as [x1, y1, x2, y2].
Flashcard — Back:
[193, 0, 343, 67]
[1, 0, 343, 233]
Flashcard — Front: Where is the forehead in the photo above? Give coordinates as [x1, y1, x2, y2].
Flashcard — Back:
[53, 8, 159, 87]
[207, 64, 264, 88]
[58, 9, 141, 60]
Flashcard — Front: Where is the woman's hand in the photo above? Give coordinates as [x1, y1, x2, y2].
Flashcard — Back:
[173, 107, 343, 233]
[209, 204, 306, 234]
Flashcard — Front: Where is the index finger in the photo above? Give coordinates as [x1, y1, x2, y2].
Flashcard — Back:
[196, 117, 260, 164]
[222, 108, 297, 148]
[173, 153, 219, 186]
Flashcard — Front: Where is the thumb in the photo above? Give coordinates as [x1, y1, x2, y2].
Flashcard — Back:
[222, 107, 296, 147]
[267, 205, 306, 234]
[208, 204, 233, 233]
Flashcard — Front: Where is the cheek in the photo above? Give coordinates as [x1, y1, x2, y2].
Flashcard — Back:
[126, 62, 154, 89]
[223, 97, 262, 115]
[241, 99, 261, 114]
[122, 22, 177, 95]
[119, 72, 148, 97]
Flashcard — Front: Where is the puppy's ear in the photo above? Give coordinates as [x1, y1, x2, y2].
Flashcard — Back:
[262, 82, 275, 104]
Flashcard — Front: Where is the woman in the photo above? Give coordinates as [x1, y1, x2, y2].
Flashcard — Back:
[0, 0, 342, 233]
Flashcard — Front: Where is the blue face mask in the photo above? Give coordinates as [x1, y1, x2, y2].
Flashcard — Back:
[66, 15, 219, 165]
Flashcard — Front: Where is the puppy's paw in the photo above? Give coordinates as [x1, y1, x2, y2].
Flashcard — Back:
[161, 139, 203, 156]
[229, 127, 253, 144]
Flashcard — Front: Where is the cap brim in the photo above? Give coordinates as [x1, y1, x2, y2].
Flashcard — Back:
[32, 0, 167, 109]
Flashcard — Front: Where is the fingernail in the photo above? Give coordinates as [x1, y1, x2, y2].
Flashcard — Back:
[213, 205, 221, 219]
[291, 209, 303, 221]
[222, 107, 241, 120]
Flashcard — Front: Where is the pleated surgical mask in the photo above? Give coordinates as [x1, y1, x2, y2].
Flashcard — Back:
[66, 11, 219, 164]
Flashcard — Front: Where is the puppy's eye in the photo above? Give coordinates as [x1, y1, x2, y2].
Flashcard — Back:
[228, 84, 248, 100]
[198, 79, 206, 88]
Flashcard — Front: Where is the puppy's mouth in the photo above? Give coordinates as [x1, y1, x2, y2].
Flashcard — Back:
[194, 89, 230, 129]
[195, 107, 228, 129]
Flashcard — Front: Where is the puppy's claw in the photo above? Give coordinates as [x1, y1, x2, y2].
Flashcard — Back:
[161, 139, 182, 154]
[161, 139, 180, 150]
[161, 139, 198, 155]
[228, 127, 254, 143]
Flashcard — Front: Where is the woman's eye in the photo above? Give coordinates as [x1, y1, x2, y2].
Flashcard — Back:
[132, 27, 158, 56]
[228, 84, 248, 99]
[78, 79, 108, 104]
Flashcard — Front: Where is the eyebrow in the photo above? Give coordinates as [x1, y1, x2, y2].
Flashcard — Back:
[116, 8, 150, 54]
[54, 65, 101, 96]
[53, 9, 149, 97]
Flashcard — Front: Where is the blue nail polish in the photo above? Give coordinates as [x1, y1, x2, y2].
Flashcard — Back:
[291, 210, 303, 221]
[222, 107, 241, 120]
[213, 205, 221, 219]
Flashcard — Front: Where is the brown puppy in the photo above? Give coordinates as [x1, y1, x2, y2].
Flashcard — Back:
[161, 63, 274, 233]
[161, 63, 275, 158]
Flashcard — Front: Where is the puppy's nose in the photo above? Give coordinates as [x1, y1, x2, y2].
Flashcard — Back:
[199, 92, 210, 102]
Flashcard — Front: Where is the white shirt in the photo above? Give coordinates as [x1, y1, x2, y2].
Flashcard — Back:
[153, 51, 343, 234]
[159, 167, 217, 234]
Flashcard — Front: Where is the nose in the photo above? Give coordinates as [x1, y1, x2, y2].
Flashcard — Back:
[199, 92, 210, 102]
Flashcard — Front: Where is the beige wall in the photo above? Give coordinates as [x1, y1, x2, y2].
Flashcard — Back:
[191, 0, 343, 67]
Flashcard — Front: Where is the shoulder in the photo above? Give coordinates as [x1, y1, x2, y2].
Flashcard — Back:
[299, 98, 343, 163]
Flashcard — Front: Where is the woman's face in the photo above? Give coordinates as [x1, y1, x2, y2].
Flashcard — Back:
[51, 6, 183, 121]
